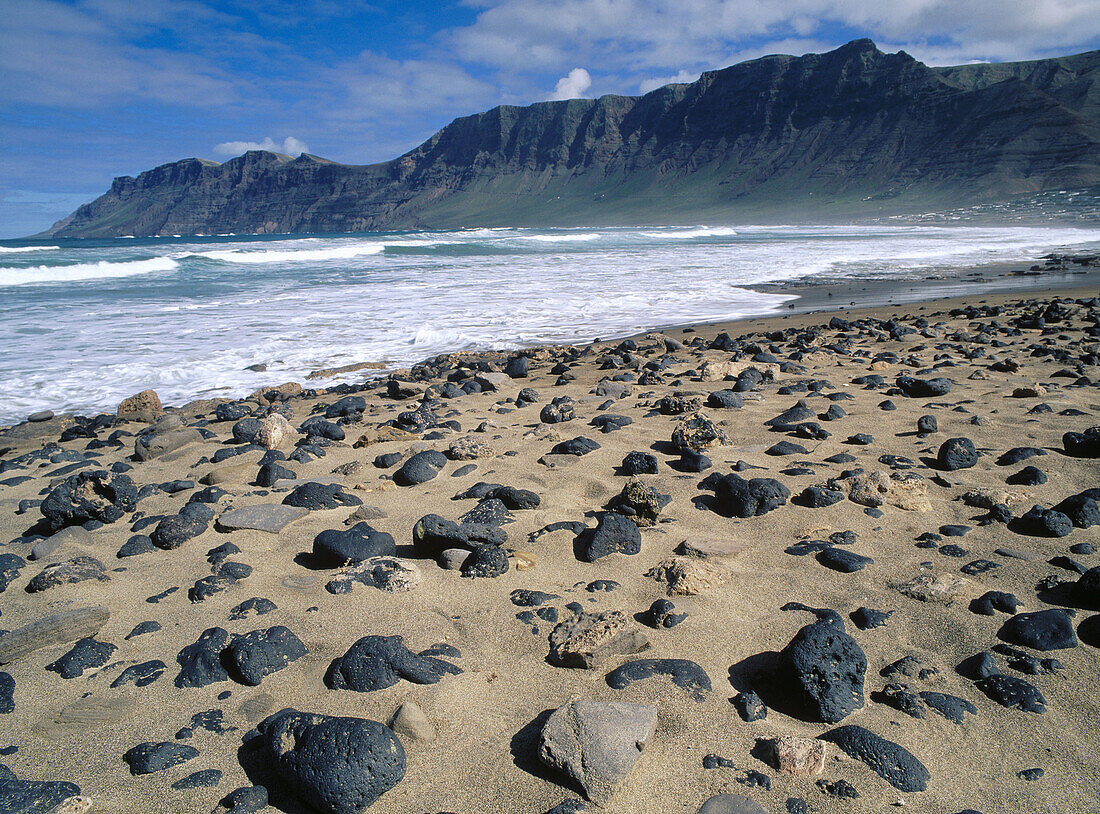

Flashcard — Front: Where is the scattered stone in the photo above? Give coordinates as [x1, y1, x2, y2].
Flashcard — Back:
[217, 504, 308, 533]
[672, 413, 730, 451]
[1011, 505, 1073, 538]
[621, 452, 658, 475]
[151, 502, 215, 549]
[695, 794, 769, 814]
[817, 548, 873, 573]
[819, 725, 929, 791]
[172, 769, 223, 790]
[123, 741, 199, 775]
[257, 708, 406, 813]
[393, 450, 448, 486]
[110, 660, 167, 689]
[134, 428, 204, 461]
[998, 609, 1078, 651]
[771, 736, 826, 777]
[45, 638, 116, 679]
[175, 627, 230, 688]
[578, 513, 642, 562]
[893, 573, 975, 603]
[779, 619, 866, 723]
[548, 610, 649, 668]
[283, 482, 363, 510]
[327, 635, 461, 692]
[40, 470, 138, 532]
[327, 557, 421, 594]
[938, 437, 978, 470]
[646, 556, 726, 595]
[701, 472, 789, 517]
[389, 701, 435, 742]
[537, 699, 657, 806]
[313, 523, 396, 566]
[605, 658, 711, 702]
[25, 556, 109, 593]
[972, 670, 1047, 713]
[449, 437, 495, 460]
[732, 690, 766, 722]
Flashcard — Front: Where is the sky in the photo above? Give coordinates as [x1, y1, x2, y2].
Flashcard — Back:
[3, 0, 1100, 237]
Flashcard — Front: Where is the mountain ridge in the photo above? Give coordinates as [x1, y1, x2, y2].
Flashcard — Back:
[43, 39, 1100, 237]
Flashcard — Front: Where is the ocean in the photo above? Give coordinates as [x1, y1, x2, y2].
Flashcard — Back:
[1, 223, 1099, 425]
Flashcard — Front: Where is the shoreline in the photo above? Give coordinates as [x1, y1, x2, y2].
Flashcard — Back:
[4, 253, 1100, 430]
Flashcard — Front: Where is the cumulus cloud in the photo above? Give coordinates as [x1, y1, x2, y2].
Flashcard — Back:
[212, 136, 309, 157]
[548, 68, 592, 100]
[639, 69, 699, 94]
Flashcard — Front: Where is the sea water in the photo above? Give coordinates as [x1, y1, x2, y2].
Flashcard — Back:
[1, 223, 1099, 424]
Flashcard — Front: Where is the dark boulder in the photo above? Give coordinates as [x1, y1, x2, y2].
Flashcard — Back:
[778, 620, 866, 723]
[702, 473, 789, 517]
[577, 513, 641, 562]
[313, 523, 396, 566]
[937, 437, 977, 471]
[327, 635, 461, 692]
[257, 708, 405, 814]
[819, 725, 929, 792]
[40, 470, 138, 532]
[896, 375, 952, 397]
[123, 741, 199, 775]
[283, 482, 363, 510]
[225, 626, 307, 685]
[393, 451, 447, 486]
[151, 502, 215, 550]
[998, 609, 1078, 651]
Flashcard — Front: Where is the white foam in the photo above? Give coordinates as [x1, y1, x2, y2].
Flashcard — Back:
[640, 226, 738, 239]
[0, 245, 60, 254]
[0, 257, 178, 287]
[195, 244, 385, 263]
[527, 233, 602, 243]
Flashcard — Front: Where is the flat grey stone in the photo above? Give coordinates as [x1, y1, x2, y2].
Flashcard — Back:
[0, 606, 109, 665]
[538, 698, 656, 806]
[697, 794, 770, 814]
[30, 526, 93, 561]
[217, 504, 309, 533]
[134, 428, 203, 461]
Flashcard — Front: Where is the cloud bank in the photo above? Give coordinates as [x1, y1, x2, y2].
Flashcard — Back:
[213, 136, 309, 157]
[548, 68, 593, 100]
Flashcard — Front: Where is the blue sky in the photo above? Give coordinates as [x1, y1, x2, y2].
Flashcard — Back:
[3, 0, 1100, 237]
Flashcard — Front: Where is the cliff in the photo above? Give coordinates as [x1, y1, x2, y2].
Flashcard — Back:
[45, 39, 1100, 237]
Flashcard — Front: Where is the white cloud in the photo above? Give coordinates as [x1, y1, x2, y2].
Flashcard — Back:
[638, 69, 698, 94]
[548, 68, 592, 100]
[212, 136, 309, 157]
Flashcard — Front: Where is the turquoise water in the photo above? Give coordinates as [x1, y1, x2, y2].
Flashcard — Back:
[1, 223, 1098, 424]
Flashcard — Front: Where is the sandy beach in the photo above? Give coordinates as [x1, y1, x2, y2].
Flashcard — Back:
[1, 271, 1098, 814]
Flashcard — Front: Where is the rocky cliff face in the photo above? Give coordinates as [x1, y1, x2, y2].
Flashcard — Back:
[47, 40, 1100, 237]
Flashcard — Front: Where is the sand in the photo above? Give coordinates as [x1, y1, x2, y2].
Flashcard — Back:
[0, 281, 1098, 814]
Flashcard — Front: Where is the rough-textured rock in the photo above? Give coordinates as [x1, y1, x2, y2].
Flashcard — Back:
[151, 502, 215, 549]
[117, 388, 162, 421]
[283, 482, 363, 510]
[175, 627, 230, 688]
[646, 556, 727, 595]
[46, 638, 116, 679]
[40, 470, 138, 531]
[771, 736, 826, 777]
[328, 635, 461, 692]
[578, 513, 641, 562]
[123, 741, 200, 775]
[0, 771, 85, 814]
[819, 725, 930, 791]
[257, 413, 292, 449]
[893, 572, 975, 603]
[702, 473, 789, 517]
[997, 609, 1078, 651]
[938, 437, 978, 470]
[605, 658, 712, 701]
[448, 437, 495, 460]
[393, 450, 448, 486]
[258, 708, 406, 814]
[695, 794, 770, 814]
[896, 375, 952, 397]
[548, 610, 649, 668]
[224, 626, 307, 685]
[313, 523, 397, 566]
[26, 556, 109, 593]
[327, 557, 422, 594]
[0, 553, 26, 593]
[1011, 505, 1073, 537]
[460, 544, 509, 578]
[0, 606, 109, 665]
[975, 674, 1047, 713]
[538, 699, 657, 806]
[672, 413, 730, 451]
[779, 620, 866, 723]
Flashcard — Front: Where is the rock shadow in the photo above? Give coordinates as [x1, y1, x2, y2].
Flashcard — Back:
[235, 734, 312, 814]
[509, 709, 580, 793]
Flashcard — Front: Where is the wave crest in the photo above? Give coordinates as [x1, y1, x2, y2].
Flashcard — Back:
[0, 257, 177, 287]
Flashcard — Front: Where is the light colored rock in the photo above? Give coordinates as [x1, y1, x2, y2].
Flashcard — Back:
[698, 359, 779, 382]
[671, 412, 730, 451]
[52, 796, 94, 814]
[199, 462, 255, 485]
[893, 573, 976, 603]
[772, 735, 826, 777]
[448, 437, 495, 460]
[886, 472, 932, 512]
[696, 794, 770, 814]
[0, 606, 109, 665]
[389, 701, 435, 742]
[1011, 384, 1047, 398]
[675, 538, 748, 562]
[474, 371, 509, 391]
[256, 413, 292, 449]
[216, 504, 308, 533]
[843, 470, 891, 507]
[962, 488, 1031, 509]
[327, 557, 421, 594]
[647, 556, 727, 596]
[538, 699, 657, 806]
[117, 388, 162, 422]
[353, 425, 418, 447]
[511, 551, 537, 570]
[134, 428, 203, 461]
[594, 381, 632, 399]
[30, 525, 93, 561]
[439, 548, 471, 570]
[548, 610, 649, 668]
[248, 381, 302, 404]
[344, 505, 387, 524]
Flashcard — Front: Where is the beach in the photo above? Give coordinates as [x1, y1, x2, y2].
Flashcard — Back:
[0, 274, 1099, 814]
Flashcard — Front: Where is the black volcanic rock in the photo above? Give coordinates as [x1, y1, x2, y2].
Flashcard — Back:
[46, 41, 1100, 238]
